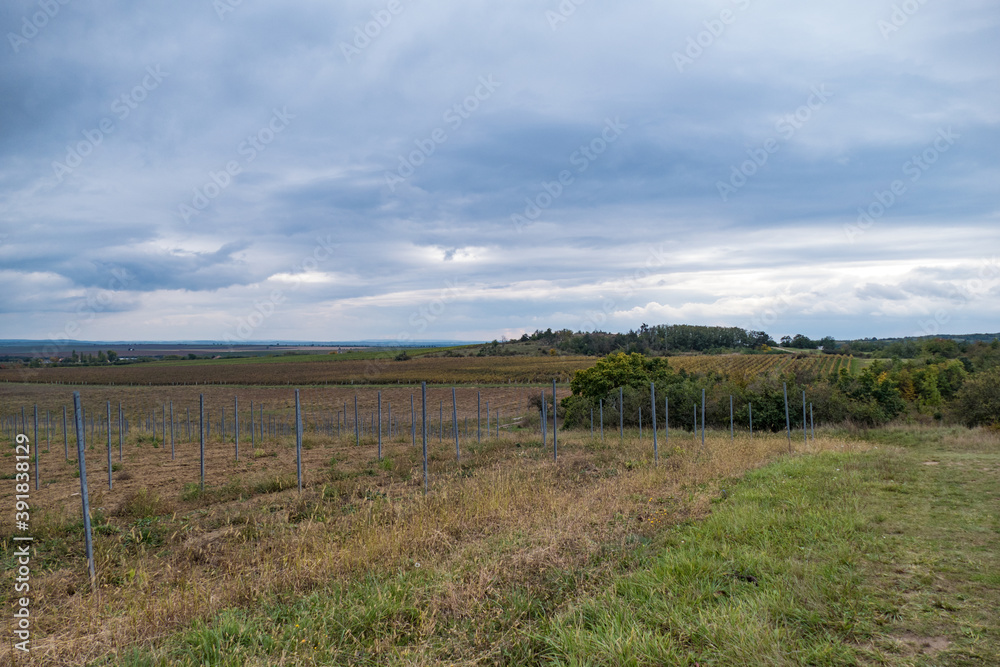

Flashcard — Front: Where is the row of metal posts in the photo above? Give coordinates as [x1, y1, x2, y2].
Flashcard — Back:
[574, 383, 817, 460]
[5, 391, 525, 450]
[22, 380, 820, 594]
[6, 381, 822, 493]
[13, 382, 821, 502]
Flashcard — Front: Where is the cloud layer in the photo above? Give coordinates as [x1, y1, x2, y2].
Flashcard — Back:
[2, 0, 998, 343]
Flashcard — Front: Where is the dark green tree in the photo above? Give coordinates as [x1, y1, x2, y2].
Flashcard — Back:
[952, 367, 1000, 428]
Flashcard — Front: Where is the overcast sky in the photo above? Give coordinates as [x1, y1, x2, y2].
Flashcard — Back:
[2, 0, 998, 344]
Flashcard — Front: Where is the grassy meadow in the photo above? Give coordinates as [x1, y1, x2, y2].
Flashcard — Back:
[0, 353, 997, 665]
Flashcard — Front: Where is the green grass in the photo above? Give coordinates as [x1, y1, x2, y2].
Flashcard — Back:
[94, 428, 1000, 665]
[535, 454, 888, 665]
[535, 430, 999, 665]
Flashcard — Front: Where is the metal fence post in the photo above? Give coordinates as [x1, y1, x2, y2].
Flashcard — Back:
[295, 389, 303, 493]
[106, 401, 112, 490]
[552, 379, 557, 461]
[421, 382, 428, 494]
[200, 394, 205, 490]
[802, 390, 808, 448]
[72, 392, 96, 592]
[651, 382, 658, 466]
[63, 405, 68, 460]
[701, 388, 706, 451]
[783, 383, 791, 452]
[452, 388, 459, 463]
[33, 405, 39, 490]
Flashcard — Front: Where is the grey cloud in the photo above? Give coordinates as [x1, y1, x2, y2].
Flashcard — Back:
[1, 0, 998, 340]
[856, 283, 908, 301]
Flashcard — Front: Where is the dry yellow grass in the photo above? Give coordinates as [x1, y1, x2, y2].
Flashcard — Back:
[0, 420, 866, 666]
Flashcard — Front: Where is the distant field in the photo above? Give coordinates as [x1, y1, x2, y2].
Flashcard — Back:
[0, 352, 861, 387]
[667, 353, 858, 379]
[0, 354, 595, 386]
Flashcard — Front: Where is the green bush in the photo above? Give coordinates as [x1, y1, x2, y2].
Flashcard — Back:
[952, 367, 1000, 428]
[570, 352, 675, 398]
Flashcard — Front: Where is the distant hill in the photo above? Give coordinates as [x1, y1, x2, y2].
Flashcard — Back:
[839, 333, 1000, 344]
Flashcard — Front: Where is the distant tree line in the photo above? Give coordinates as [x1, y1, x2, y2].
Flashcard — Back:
[555, 337, 1000, 431]
[3, 349, 208, 368]
[838, 336, 1000, 360]
[520, 324, 777, 355]
[519, 325, 999, 360]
